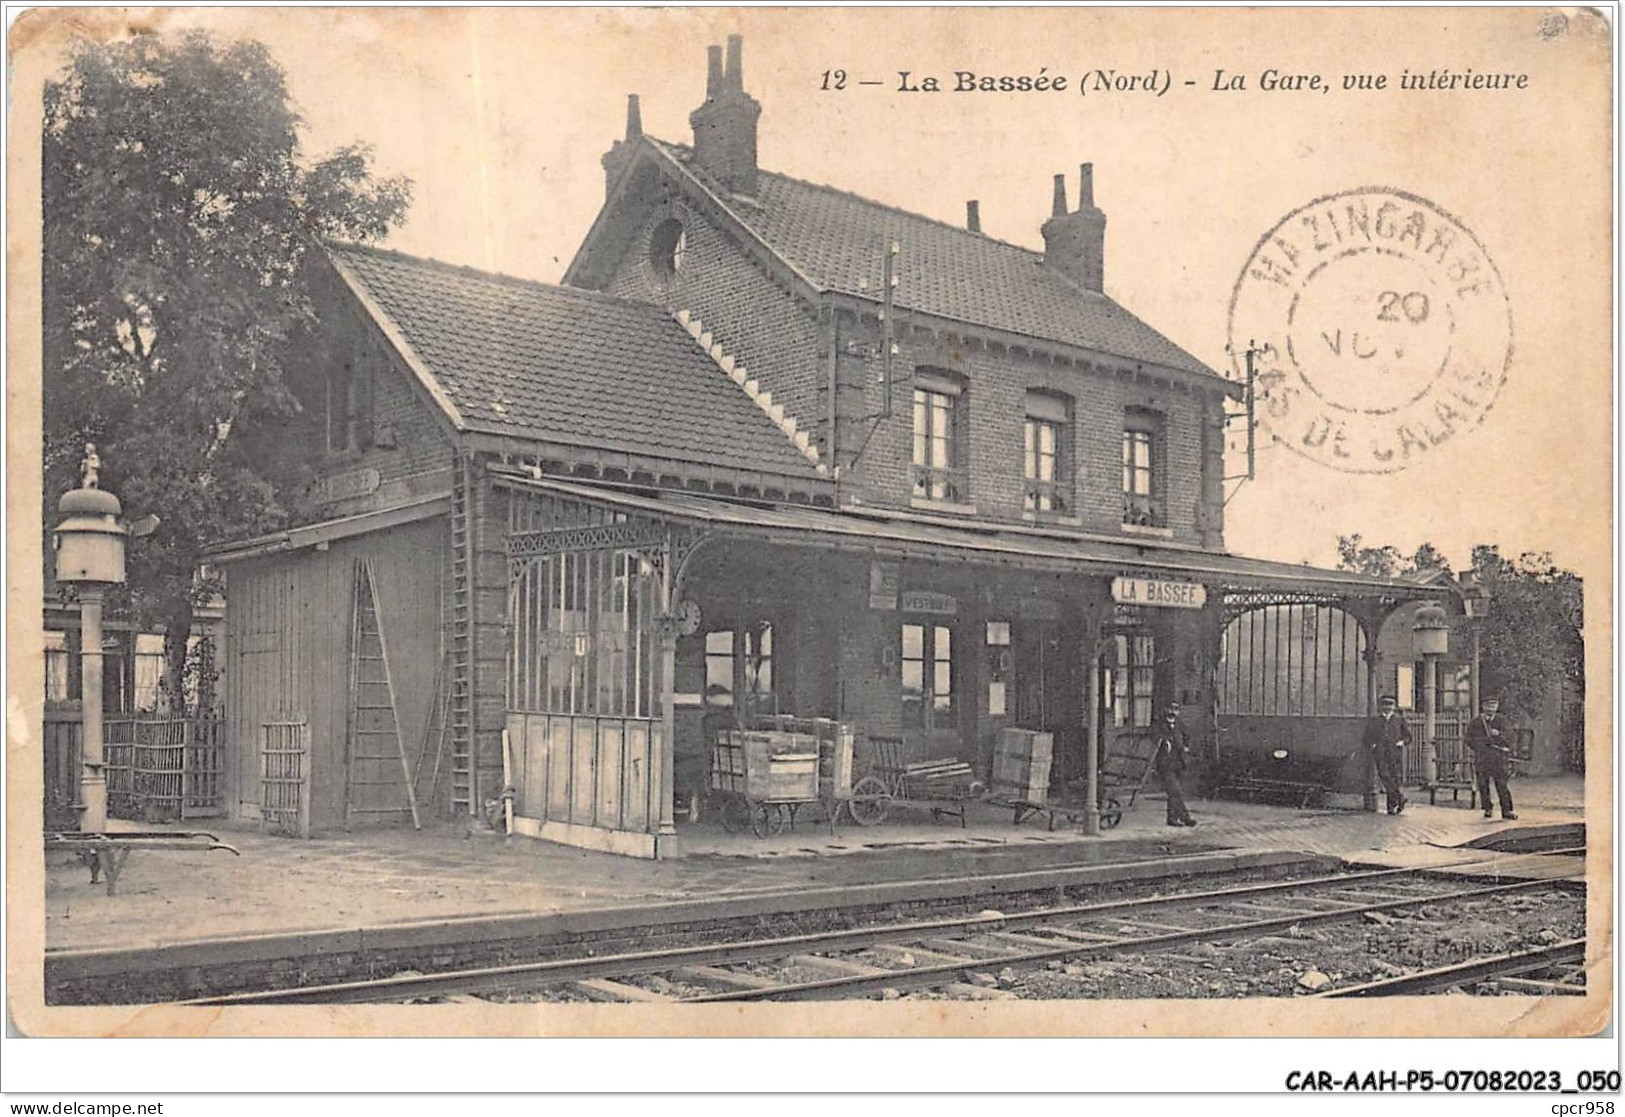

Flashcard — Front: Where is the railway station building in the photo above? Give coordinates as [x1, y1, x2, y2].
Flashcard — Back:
[210, 37, 1451, 856]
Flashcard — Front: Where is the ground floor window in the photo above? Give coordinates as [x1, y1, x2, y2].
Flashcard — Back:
[44, 630, 70, 704]
[1407, 660, 1472, 712]
[703, 620, 775, 715]
[1109, 631, 1155, 728]
[901, 621, 954, 729]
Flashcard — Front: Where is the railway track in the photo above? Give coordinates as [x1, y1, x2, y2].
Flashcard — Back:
[184, 854, 1585, 1006]
[1322, 939, 1588, 997]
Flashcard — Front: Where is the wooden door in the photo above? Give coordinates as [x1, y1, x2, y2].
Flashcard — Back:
[1014, 621, 1082, 785]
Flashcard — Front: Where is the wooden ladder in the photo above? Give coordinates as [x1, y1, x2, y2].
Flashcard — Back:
[346, 557, 421, 829]
[447, 454, 477, 817]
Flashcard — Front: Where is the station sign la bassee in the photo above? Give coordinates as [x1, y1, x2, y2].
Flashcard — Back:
[1111, 576, 1207, 610]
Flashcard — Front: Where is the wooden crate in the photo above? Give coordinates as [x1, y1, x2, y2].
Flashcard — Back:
[742, 716, 855, 799]
[992, 728, 1053, 803]
[748, 753, 820, 801]
[742, 732, 819, 800]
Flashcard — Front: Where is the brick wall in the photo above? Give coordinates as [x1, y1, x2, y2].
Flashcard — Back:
[265, 270, 457, 526]
[601, 195, 829, 461]
[591, 183, 1225, 548]
[832, 320, 1222, 546]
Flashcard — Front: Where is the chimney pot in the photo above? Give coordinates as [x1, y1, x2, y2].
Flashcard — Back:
[626, 94, 642, 140]
[690, 35, 761, 195]
[706, 44, 723, 98]
[725, 34, 744, 90]
[1041, 166, 1106, 292]
[966, 200, 981, 233]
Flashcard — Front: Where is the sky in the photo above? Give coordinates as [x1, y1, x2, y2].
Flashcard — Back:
[33, 6, 1611, 577]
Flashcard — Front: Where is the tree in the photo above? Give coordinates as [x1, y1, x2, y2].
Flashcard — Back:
[1335, 535, 1451, 579]
[44, 31, 411, 712]
[1469, 546, 1584, 723]
[1337, 536, 1584, 727]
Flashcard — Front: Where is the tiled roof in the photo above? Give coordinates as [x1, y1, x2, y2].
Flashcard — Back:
[329, 245, 828, 485]
[508, 474, 1457, 601]
[648, 140, 1218, 379]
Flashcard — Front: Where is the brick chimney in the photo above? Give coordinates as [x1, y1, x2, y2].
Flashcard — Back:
[600, 93, 643, 199]
[1041, 163, 1107, 292]
[689, 34, 761, 196]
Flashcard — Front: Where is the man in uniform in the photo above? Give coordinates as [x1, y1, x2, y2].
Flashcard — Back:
[1465, 695, 1518, 820]
[1154, 702, 1197, 828]
[1362, 694, 1411, 814]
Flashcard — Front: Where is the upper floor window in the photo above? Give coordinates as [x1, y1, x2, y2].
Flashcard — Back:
[326, 362, 369, 455]
[1023, 391, 1071, 514]
[1122, 409, 1165, 527]
[650, 218, 687, 281]
[912, 373, 966, 503]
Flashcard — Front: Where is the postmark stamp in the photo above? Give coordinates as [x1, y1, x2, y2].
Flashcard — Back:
[1228, 188, 1513, 474]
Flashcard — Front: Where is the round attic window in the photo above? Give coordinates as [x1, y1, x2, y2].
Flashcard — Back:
[650, 218, 686, 281]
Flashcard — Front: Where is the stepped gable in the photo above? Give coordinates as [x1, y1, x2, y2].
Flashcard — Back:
[329, 243, 829, 483]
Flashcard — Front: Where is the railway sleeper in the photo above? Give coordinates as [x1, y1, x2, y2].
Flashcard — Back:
[788, 954, 891, 980]
[914, 936, 1025, 960]
[1038, 926, 1125, 945]
[1103, 918, 1201, 935]
[865, 943, 977, 969]
[567, 978, 674, 1003]
[1493, 976, 1585, 996]
[980, 930, 1081, 952]
[1320, 888, 1441, 906]
[670, 966, 782, 992]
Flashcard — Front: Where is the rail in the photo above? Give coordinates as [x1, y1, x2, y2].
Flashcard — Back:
[179, 856, 1583, 1006]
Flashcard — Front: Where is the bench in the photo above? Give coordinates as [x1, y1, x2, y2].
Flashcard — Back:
[1428, 756, 1480, 808]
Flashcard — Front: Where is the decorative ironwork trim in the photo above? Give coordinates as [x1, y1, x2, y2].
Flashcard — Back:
[507, 522, 669, 562]
[1219, 588, 1387, 624]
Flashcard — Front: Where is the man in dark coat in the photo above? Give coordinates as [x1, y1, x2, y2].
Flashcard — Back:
[1362, 695, 1411, 814]
[1465, 696, 1518, 820]
[1154, 702, 1197, 827]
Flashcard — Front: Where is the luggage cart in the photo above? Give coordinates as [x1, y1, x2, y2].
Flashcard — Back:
[710, 726, 839, 837]
[46, 830, 240, 896]
[852, 735, 979, 827]
[1095, 730, 1160, 829]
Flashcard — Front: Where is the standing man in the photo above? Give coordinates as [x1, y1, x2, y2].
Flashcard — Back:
[1154, 702, 1197, 828]
[1362, 695, 1411, 814]
[1465, 695, 1518, 820]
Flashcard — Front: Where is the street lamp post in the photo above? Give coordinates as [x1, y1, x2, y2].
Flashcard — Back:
[1460, 569, 1493, 717]
[1412, 601, 1450, 789]
[52, 446, 128, 834]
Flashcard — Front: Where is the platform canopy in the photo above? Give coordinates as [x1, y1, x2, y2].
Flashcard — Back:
[489, 469, 1453, 604]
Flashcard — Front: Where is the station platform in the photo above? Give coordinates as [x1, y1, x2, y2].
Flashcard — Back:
[41, 775, 1585, 955]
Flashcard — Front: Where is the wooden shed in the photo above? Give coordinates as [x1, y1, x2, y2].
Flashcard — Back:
[219, 507, 448, 833]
